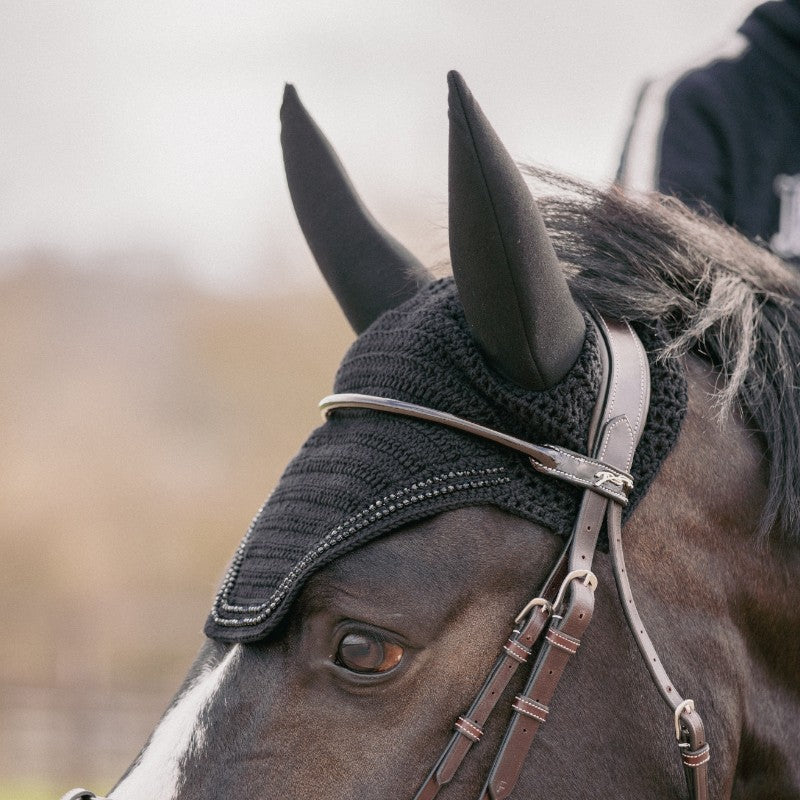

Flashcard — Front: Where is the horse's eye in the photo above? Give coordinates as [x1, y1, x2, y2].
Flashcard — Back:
[335, 632, 404, 674]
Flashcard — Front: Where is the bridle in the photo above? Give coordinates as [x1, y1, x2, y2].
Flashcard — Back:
[321, 311, 711, 800]
[61, 312, 710, 800]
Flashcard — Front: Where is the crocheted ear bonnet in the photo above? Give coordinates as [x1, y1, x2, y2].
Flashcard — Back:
[205, 279, 686, 643]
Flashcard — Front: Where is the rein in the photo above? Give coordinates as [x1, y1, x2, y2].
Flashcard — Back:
[320, 313, 711, 800]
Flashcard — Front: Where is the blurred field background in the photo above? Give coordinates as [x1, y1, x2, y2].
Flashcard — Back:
[1, 1, 755, 795]
[0, 259, 353, 792]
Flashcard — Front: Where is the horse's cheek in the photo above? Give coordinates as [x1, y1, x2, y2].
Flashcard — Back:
[288, 678, 440, 796]
[175, 646, 411, 797]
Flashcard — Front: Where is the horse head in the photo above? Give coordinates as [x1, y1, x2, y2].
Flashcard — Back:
[73, 72, 800, 800]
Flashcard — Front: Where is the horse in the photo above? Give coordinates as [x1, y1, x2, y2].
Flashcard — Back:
[63, 71, 800, 800]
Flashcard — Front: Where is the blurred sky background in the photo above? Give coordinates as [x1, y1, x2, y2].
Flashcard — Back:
[0, 1, 758, 795]
[2, 0, 755, 292]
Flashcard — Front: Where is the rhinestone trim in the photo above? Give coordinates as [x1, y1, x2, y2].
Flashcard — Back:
[211, 467, 511, 627]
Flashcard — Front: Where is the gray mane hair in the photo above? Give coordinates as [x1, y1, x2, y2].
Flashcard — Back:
[521, 166, 800, 541]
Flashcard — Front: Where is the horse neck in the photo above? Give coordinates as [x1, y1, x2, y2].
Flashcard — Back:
[626, 356, 800, 793]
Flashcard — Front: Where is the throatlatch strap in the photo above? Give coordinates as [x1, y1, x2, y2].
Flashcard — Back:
[607, 502, 710, 800]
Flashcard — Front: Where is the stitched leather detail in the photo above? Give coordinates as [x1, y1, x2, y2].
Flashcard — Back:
[682, 744, 711, 768]
[503, 638, 532, 663]
[545, 628, 580, 654]
[414, 576, 555, 798]
[511, 695, 549, 723]
[482, 581, 596, 800]
[455, 717, 483, 742]
[529, 446, 632, 504]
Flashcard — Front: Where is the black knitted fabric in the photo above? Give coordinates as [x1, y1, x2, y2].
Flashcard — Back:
[205, 279, 686, 643]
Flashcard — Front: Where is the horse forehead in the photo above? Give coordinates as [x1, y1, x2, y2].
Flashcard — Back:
[303, 506, 558, 604]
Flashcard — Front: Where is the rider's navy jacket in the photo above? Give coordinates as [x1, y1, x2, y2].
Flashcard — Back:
[617, 0, 800, 260]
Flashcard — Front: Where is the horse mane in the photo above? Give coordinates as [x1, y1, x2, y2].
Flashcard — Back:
[520, 165, 800, 541]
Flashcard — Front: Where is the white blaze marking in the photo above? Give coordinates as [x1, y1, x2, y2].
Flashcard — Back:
[110, 645, 240, 800]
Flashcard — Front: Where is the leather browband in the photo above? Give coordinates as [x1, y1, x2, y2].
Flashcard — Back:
[321, 312, 710, 800]
[320, 394, 634, 505]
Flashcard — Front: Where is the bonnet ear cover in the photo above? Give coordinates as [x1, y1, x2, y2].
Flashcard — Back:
[281, 84, 429, 333]
[203, 77, 687, 645]
[447, 71, 585, 390]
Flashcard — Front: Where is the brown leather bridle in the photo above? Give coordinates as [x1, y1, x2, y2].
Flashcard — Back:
[320, 312, 710, 800]
[62, 312, 710, 800]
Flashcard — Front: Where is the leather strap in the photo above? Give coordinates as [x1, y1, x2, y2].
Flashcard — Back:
[587, 318, 710, 799]
[414, 604, 551, 800]
[607, 501, 710, 800]
[413, 546, 571, 800]
[321, 394, 634, 505]
[564, 314, 650, 571]
[479, 579, 596, 800]
[478, 341, 648, 799]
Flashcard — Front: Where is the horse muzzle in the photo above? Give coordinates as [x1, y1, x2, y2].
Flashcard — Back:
[60, 790, 109, 800]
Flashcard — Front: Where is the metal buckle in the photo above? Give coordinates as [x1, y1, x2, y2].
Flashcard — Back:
[593, 470, 634, 494]
[514, 596, 552, 625]
[552, 569, 598, 613]
[674, 698, 696, 741]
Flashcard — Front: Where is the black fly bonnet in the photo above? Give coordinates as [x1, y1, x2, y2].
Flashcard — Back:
[201, 68, 708, 800]
[205, 73, 687, 644]
[205, 279, 684, 641]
